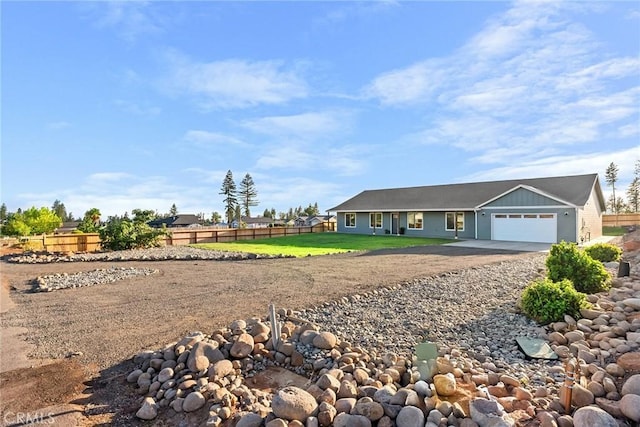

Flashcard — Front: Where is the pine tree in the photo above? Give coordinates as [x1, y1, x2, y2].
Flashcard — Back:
[51, 200, 70, 222]
[605, 162, 619, 214]
[629, 160, 640, 213]
[169, 204, 178, 216]
[219, 170, 237, 224]
[0, 203, 7, 222]
[239, 173, 258, 217]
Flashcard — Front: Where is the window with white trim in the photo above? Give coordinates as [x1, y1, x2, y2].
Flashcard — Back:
[369, 212, 382, 229]
[345, 213, 356, 228]
[446, 212, 464, 231]
[407, 212, 423, 229]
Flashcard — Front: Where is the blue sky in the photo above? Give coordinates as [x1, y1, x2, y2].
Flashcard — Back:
[2, 1, 639, 219]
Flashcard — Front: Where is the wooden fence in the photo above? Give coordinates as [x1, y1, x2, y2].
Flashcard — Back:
[603, 214, 640, 228]
[15, 223, 335, 253]
[165, 223, 332, 246]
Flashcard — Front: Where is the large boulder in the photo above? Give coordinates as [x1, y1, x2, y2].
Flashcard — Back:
[573, 406, 617, 427]
[272, 386, 318, 421]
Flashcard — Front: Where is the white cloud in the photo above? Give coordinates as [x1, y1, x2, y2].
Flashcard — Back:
[84, 1, 165, 43]
[163, 51, 308, 109]
[365, 1, 639, 170]
[363, 60, 447, 106]
[241, 111, 348, 138]
[256, 147, 315, 170]
[464, 146, 640, 188]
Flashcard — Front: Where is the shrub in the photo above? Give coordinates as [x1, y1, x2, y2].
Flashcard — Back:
[546, 241, 611, 294]
[584, 243, 622, 263]
[520, 278, 589, 324]
[99, 215, 167, 251]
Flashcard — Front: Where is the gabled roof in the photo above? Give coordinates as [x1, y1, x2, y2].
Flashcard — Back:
[329, 173, 603, 212]
[148, 214, 201, 227]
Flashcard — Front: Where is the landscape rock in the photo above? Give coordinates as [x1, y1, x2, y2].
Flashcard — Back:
[621, 374, 640, 396]
[313, 331, 337, 350]
[619, 394, 640, 422]
[183, 391, 206, 412]
[272, 386, 318, 421]
[136, 397, 158, 420]
[572, 406, 618, 427]
[395, 405, 425, 427]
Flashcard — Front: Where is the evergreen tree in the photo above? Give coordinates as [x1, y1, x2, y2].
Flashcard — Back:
[629, 160, 640, 213]
[219, 170, 237, 224]
[51, 199, 71, 221]
[0, 203, 7, 222]
[169, 203, 178, 216]
[605, 162, 619, 214]
[263, 208, 272, 218]
[211, 211, 222, 224]
[270, 208, 276, 218]
[239, 173, 258, 217]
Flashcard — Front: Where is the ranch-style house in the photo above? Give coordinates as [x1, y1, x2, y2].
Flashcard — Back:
[329, 173, 605, 244]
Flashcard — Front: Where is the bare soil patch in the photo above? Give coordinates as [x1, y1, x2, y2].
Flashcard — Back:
[0, 245, 534, 425]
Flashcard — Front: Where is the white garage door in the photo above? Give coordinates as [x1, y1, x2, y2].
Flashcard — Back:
[492, 213, 557, 243]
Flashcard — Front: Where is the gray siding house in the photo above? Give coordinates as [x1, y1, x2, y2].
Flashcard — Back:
[329, 174, 605, 244]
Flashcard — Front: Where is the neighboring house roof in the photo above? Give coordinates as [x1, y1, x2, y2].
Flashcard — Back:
[329, 174, 603, 212]
[148, 214, 201, 228]
[57, 221, 81, 232]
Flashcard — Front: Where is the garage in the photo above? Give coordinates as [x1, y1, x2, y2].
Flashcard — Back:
[491, 213, 557, 243]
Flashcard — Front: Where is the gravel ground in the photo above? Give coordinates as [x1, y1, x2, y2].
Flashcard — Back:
[296, 254, 557, 387]
[1, 245, 536, 370]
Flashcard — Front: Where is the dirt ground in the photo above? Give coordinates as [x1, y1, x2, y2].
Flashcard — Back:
[0, 246, 534, 426]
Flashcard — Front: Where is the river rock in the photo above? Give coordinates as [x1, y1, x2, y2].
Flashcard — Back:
[183, 391, 206, 412]
[230, 333, 255, 358]
[469, 398, 512, 427]
[236, 412, 264, 427]
[621, 374, 640, 396]
[313, 331, 337, 349]
[332, 413, 371, 427]
[395, 405, 425, 427]
[210, 359, 234, 379]
[618, 352, 640, 371]
[157, 367, 174, 383]
[571, 384, 594, 408]
[187, 341, 224, 372]
[622, 298, 640, 310]
[620, 393, 640, 422]
[572, 406, 618, 427]
[433, 373, 456, 396]
[136, 397, 158, 420]
[272, 386, 318, 421]
[353, 398, 384, 421]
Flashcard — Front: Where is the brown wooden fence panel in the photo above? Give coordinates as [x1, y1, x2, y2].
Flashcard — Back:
[603, 214, 640, 227]
[39, 233, 102, 252]
[26, 223, 334, 253]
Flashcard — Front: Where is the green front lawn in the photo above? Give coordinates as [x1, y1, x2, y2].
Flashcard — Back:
[603, 226, 627, 236]
[192, 233, 452, 257]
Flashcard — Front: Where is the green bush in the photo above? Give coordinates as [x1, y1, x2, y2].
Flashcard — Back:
[99, 215, 167, 251]
[520, 278, 589, 324]
[546, 241, 611, 294]
[584, 243, 622, 263]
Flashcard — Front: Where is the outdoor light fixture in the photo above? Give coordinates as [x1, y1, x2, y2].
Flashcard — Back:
[564, 212, 569, 216]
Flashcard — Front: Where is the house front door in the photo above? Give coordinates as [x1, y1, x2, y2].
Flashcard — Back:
[392, 213, 399, 235]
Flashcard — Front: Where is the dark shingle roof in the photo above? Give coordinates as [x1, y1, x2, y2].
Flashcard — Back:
[329, 174, 602, 212]
[148, 214, 201, 227]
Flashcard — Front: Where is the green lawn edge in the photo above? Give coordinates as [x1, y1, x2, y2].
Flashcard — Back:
[191, 233, 453, 257]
